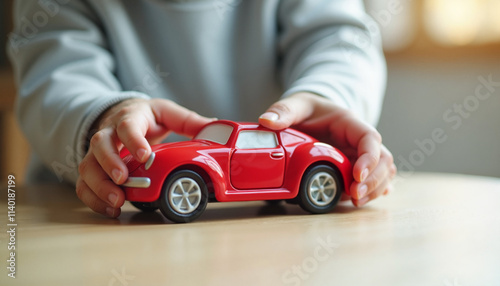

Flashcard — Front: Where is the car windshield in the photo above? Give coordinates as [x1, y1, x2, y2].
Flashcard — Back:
[194, 123, 234, 145]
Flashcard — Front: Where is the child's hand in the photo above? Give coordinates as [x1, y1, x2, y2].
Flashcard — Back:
[259, 92, 396, 207]
[76, 98, 213, 217]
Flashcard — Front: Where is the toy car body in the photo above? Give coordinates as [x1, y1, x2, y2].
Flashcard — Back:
[121, 120, 352, 223]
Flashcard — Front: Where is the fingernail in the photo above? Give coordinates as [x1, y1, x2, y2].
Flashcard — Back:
[137, 148, 148, 162]
[259, 112, 279, 122]
[112, 169, 123, 183]
[108, 193, 118, 207]
[106, 207, 116, 217]
[357, 184, 368, 199]
[356, 196, 369, 207]
[360, 168, 369, 182]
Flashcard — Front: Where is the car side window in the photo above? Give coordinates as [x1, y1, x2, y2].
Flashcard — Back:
[235, 131, 278, 149]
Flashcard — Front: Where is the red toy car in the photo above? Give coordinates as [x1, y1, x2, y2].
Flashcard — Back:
[121, 120, 352, 223]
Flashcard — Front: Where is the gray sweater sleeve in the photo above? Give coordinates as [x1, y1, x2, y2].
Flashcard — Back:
[7, 0, 148, 183]
[278, 0, 386, 125]
[7, 0, 386, 184]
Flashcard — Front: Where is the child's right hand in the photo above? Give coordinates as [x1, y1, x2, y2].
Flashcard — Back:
[76, 98, 213, 218]
[259, 92, 396, 208]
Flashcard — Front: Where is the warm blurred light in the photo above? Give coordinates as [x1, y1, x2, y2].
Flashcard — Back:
[485, 1, 500, 41]
[424, 0, 500, 46]
[364, 0, 417, 51]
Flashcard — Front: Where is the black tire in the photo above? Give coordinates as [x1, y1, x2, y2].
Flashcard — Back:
[159, 170, 208, 223]
[130, 201, 158, 212]
[298, 165, 343, 214]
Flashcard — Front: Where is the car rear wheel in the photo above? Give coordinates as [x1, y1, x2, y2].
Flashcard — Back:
[160, 170, 208, 223]
[130, 201, 158, 212]
[298, 165, 342, 214]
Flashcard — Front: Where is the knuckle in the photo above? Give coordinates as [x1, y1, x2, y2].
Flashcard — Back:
[380, 147, 395, 166]
[369, 175, 381, 191]
[337, 108, 355, 120]
[369, 130, 382, 143]
[90, 130, 106, 148]
[116, 105, 136, 118]
[384, 149, 394, 164]
[366, 152, 380, 166]
[180, 111, 198, 134]
[116, 117, 135, 132]
[270, 101, 293, 115]
[116, 119, 141, 146]
[335, 109, 357, 125]
[359, 127, 382, 145]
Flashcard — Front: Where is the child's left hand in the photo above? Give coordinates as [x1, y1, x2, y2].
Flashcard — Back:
[259, 92, 396, 207]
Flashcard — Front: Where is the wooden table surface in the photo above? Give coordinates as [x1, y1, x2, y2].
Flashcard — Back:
[1, 172, 499, 286]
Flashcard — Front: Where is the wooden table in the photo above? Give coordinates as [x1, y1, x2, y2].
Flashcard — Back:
[1, 173, 499, 285]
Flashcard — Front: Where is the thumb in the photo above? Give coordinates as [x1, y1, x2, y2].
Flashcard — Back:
[259, 93, 314, 130]
[151, 99, 214, 137]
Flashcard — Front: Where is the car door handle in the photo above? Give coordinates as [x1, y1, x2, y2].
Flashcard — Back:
[271, 152, 284, 158]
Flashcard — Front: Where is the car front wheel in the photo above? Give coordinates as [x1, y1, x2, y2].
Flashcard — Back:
[298, 165, 343, 214]
[159, 170, 208, 223]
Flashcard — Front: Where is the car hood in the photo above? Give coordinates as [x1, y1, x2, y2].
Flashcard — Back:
[151, 140, 213, 152]
[122, 140, 217, 172]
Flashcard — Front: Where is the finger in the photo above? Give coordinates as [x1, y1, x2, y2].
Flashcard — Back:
[76, 178, 121, 218]
[350, 147, 394, 200]
[348, 132, 381, 184]
[384, 163, 397, 196]
[330, 114, 382, 183]
[115, 111, 152, 163]
[78, 153, 126, 209]
[352, 132, 382, 183]
[383, 182, 394, 196]
[352, 175, 392, 207]
[259, 93, 314, 130]
[90, 128, 129, 184]
[151, 99, 214, 137]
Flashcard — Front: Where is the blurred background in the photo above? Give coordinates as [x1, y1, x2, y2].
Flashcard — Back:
[364, 0, 500, 178]
[1, 0, 499, 184]
[1, 0, 29, 183]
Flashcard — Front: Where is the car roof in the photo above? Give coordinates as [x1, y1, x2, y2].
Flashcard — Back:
[208, 120, 315, 141]
[206, 120, 258, 130]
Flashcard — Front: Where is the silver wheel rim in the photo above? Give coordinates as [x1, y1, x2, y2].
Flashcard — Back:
[168, 177, 202, 214]
[307, 171, 337, 207]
